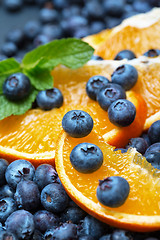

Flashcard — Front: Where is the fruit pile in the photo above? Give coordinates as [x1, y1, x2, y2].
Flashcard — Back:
[1, 2, 160, 240]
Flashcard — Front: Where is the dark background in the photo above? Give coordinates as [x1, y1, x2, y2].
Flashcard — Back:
[0, 5, 39, 46]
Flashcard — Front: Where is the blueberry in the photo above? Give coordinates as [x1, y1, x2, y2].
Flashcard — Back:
[145, 142, 160, 154]
[133, 0, 151, 13]
[6, 29, 24, 48]
[62, 110, 93, 138]
[39, 8, 59, 24]
[24, 20, 41, 40]
[1, 42, 18, 57]
[126, 137, 148, 154]
[111, 229, 133, 240]
[0, 159, 8, 187]
[60, 206, 86, 224]
[44, 222, 77, 240]
[145, 152, 160, 170]
[5, 159, 35, 189]
[114, 50, 136, 60]
[91, 55, 104, 61]
[52, 0, 69, 10]
[83, 1, 105, 20]
[62, 6, 81, 19]
[100, 234, 111, 240]
[14, 179, 40, 211]
[143, 49, 160, 58]
[5, 210, 34, 239]
[148, 120, 160, 144]
[111, 64, 138, 91]
[41, 183, 69, 213]
[3, 0, 22, 11]
[34, 164, 59, 190]
[42, 24, 63, 40]
[0, 230, 17, 240]
[86, 75, 110, 100]
[106, 17, 122, 29]
[3, 73, 31, 101]
[144, 143, 160, 169]
[96, 176, 130, 208]
[70, 142, 103, 173]
[36, 88, 63, 110]
[108, 99, 136, 127]
[34, 210, 59, 233]
[33, 34, 50, 47]
[90, 21, 106, 35]
[0, 185, 15, 199]
[97, 83, 126, 111]
[74, 26, 91, 39]
[0, 197, 17, 223]
[103, 0, 125, 17]
[65, 16, 88, 34]
[79, 215, 108, 239]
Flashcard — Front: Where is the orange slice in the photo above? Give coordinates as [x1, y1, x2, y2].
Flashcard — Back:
[83, 8, 160, 59]
[55, 130, 160, 232]
[0, 61, 146, 166]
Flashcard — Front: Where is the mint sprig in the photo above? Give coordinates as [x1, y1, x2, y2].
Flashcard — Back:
[0, 38, 94, 120]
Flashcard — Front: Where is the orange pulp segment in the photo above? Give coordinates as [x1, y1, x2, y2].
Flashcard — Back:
[56, 130, 160, 232]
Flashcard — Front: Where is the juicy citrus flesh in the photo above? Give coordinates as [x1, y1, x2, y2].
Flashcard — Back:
[56, 131, 160, 231]
[83, 8, 160, 60]
[0, 60, 147, 164]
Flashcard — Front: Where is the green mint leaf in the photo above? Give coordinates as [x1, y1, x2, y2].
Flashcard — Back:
[24, 67, 53, 90]
[0, 89, 38, 120]
[0, 76, 6, 94]
[22, 38, 94, 70]
[0, 58, 21, 77]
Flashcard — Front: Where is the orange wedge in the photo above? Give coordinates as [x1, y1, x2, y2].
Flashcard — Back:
[55, 130, 160, 232]
[0, 60, 146, 166]
[83, 8, 160, 59]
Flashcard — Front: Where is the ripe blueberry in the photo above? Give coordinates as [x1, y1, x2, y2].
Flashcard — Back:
[41, 183, 69, 213]
[79, 215, 107, 239]
[5, 159, 35, 189]
[0, 185, 15, 199]
[143, 49, 160, 57]
[24, 20, 41, 40]
[111, 229, 133, 240]
[0, 230, 17, 240]
[111, 64, 138, 91]
[5, 210, 35, 239]
[36, 88, 63, 110]
[62, 110, 93, 138]
[114, 50, 136, 60]
[34, 164, 59, 190]
[34, 210, 59, 233]
[60, 206, 86, 224]
[96, 176, 130, 208]
[97, 83, 126, 111]
[14, 179, 40, 211]
[108, 99, 136, 127]
[86, 75, 110, 100]
[144, 143, 160, 169]
[3, 73, 31, 101]
[1, 42, 18, 57]
[0, 197, 17, 223]
[148, 120, 160, 144]
[44, 222, 77, 240]
[70, 142, 103, 173]
[0, 159, 8, 187]
[126, 137, 148, 155]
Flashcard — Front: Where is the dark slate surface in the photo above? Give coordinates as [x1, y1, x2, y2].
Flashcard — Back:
[0, 4, 39, 47]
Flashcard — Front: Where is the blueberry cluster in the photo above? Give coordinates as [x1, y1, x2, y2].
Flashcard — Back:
[0, 0, 159, 60]
[86, 64, 138, 127]
[0, 158, 133, 239]
[114, 120, 160, 171]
